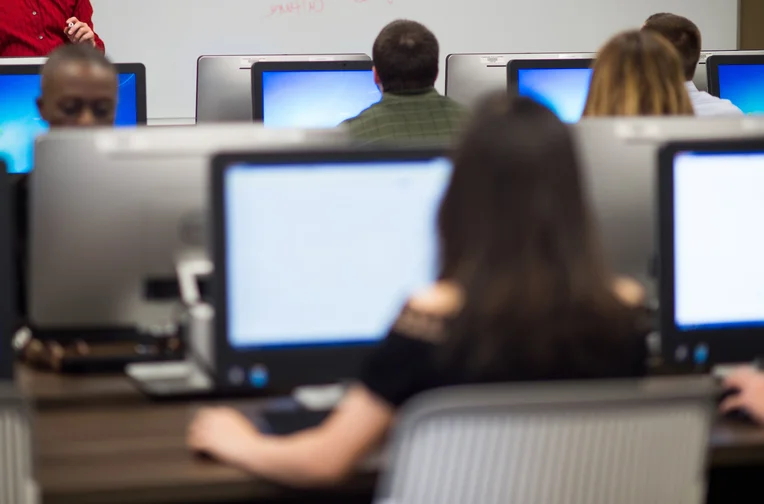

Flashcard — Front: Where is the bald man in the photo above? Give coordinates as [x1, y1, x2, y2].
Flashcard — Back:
[37, 44, 118, 127]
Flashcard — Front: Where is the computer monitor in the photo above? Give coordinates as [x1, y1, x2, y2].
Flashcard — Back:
[251, 61, 381, 128]
[572, 117, 764, 301]
[196, 54, 371, 123]
[658, 139, 764, 366]
[508, 58, 594, 123]
[0, 57, 47, 65]
[445, 52, 594, 107]
[211, 148, 452, 391]
[0, 63, 147, 174]
[0, 161, 13, 381]
[707, 54, 764, 115]
[29, 125, 349, 340]
[695, 50, 764, 92]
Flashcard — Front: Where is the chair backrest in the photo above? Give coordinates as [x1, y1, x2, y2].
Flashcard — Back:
[375, 377, 714, 504]
[0, 385, 36, 504]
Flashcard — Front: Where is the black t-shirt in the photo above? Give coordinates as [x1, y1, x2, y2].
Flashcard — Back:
[359, 304, 648, 408]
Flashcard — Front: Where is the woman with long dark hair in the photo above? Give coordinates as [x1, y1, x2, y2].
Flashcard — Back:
[187, 94, 647, 486]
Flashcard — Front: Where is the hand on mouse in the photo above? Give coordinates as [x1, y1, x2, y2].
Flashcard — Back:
[721, 367, 764, 424]
[64, 18, 95, 46]
[187, 407, 262, 469]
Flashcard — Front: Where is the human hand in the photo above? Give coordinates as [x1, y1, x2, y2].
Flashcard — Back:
[187, 407, 261, 469]
[720, 367, 764, 424]
[64, 18, 95, 46]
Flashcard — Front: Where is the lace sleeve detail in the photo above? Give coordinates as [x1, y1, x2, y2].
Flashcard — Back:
[391, 303, 448, 343]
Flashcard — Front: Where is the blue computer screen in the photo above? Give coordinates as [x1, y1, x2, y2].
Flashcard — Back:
[261, 70, 381, 128]
[224, 157, 452, 350]
[716, 64, 764, 115]
[0, 72, 139, 174]
[517, 68, 593, 123]
[673, 151, 764, 331]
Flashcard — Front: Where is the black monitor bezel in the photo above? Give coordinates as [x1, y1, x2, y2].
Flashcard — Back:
[658, 139, 764, 366]
[211, 147, 450, 392]
[506, 57, 595, 96]
[250, 60, 375, 123]
[706, 54, 764, 98]
[0, 63, 147, 125]
[0, 161, 14, 381]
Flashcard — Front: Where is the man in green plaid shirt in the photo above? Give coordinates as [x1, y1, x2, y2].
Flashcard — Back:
[343, 20, 468, 144]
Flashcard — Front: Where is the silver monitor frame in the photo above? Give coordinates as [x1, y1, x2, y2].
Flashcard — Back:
[0, 57, 46, 65]
[444, 52, 594, 107]
[572, 116, 764, 299]
[195, 54, 371, 123]
[29, 124, 350, 338]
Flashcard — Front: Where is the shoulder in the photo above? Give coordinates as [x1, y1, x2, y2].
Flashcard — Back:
[392, 282, 464, 343]
[612, 277, 645, 308]
[407, 281, 464, 317]
[343, 102, 382, 126]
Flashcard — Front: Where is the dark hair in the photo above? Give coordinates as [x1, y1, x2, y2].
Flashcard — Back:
[438, 94, 638, 378]
[41, 44, 114, 87]
[642, 13, 701, 81]
[372, 19, 439, 93]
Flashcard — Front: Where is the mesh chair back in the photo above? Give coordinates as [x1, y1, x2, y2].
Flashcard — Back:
[376, 378, 714, 504]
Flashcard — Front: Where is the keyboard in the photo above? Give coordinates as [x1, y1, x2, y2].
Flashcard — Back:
[259, 408, 332, 436]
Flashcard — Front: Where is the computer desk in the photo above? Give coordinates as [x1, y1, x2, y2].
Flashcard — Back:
[15, 363, 764, 503]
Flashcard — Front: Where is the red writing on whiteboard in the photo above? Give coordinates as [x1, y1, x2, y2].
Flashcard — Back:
[268, 0, 324, 16]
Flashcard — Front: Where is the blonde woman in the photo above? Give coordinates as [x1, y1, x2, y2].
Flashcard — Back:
[583, 30, 694, 117]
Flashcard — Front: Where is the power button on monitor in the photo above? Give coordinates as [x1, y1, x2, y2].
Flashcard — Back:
[249, 365, 269, 388]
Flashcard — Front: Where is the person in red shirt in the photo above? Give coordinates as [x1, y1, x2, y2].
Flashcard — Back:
[0, 0, 105, 57]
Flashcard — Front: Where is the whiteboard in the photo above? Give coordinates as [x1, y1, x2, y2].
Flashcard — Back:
[91, 0, 737, 121]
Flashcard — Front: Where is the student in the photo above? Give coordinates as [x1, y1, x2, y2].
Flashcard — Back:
[37, 44, 118, 127]
[342, 19, 467, 143]
[642, 13, 743, 117]
[583, 30, 694, 117]
[187, 94, 648, 486]
[14, 44, 117, 327]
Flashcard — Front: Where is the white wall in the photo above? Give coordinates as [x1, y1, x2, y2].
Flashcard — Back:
[91, 0, 738, 122]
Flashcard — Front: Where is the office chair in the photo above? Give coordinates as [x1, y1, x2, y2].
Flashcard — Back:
[375, 377, 714, 504]
[0, 385, 36, 504]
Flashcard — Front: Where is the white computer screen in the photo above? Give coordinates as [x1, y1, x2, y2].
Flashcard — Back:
[674, 151, 764, 330]
[224, 157, 452, 349]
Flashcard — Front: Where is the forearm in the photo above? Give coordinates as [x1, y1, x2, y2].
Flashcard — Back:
[242, 429, 350, 487]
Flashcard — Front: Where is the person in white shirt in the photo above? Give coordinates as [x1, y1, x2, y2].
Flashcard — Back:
[642, 13, 743, 117]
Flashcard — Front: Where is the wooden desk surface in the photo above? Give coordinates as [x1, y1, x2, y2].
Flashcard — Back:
[36, 400, 378, 504]
[24, 367, 764, 503]
[17, 364, 143, 409]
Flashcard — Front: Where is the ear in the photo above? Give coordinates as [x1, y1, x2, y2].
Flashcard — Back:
[372, 66, 382, 90]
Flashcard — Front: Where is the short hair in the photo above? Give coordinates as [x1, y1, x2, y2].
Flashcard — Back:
[583, 30, 694, 117]
[372, 20, 439, 92]
[41, 44, 115, 88]
[642, 13, 701, 80]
